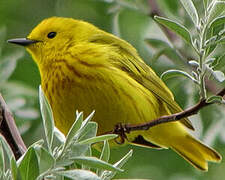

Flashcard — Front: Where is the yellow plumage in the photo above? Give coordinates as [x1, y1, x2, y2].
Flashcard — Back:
[9, 17, 221, 171]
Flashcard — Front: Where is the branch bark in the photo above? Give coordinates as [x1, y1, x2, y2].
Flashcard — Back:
[104, 88, 225, 143]
[0, 94, 27, 160]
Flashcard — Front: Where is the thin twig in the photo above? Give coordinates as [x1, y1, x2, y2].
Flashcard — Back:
[104, 88, 225, 143]
[0, 94, 27, 160]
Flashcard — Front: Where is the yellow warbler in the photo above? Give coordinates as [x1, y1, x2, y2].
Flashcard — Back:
[8, 17, 221, 171]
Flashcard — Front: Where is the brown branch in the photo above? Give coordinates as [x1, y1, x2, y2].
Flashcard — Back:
[0, 94, 27, 160]
[104, 88, 225, 144]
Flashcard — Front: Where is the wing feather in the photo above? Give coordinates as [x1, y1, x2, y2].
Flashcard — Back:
[90, 33, 194, 130]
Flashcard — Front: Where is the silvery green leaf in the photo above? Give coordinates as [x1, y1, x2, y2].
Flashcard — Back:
[41, 175, 57, 180]
[75, 113, 96, 142]
[51, 167, 66, 172]
[154, 16, 192, 46]
[10, 157, 20, 180]
[69, 122, 97, 164]
[30, 139, 45, 148]
[0, 136, 14, 161]
[62, 112, 83, 153]
[205, 37, 225, 48]
[78, 134, 117, 145]
[53, 146, 62, 159]
[39, 85, 54, 154]
[113, 149, 133, 169]
[55, 169, 100, 180]
[34, 146, 55, 174]
[161, 69, 199, 84]
[192, 38, 199, 50]
[78, 122, 97, 141]
[180, 0, 199, 27]
[205, 35, 217, 46]
[209, 15, 225, 29]
[205, 58, 216, 64]
[37, 167, 65, 180]
[81, 111, 95, 129]
[56, 159, 74, 167]
[206, 96, 223, 103]
[101, 150, 133, 179]
[98, 141, 110, 177]
[208, 1, 225, 23]
[71, 156, 123, 172]
[18, 147, 39, 180]
[213, 52, 225, 69]
[217, 36, 225, 44]
[188, 60, 199, 67]
[82, 146, 92, 170]
[205, 36, 225, 49]
[86, 146, 92, 157]
[16, 140, 43, 166]
[191, 71, 199, 81]
[54, 127, 66, 143]
[212, 70, 225, 82]
[203, 0, 212, 11]
[68, 144, 89, 158]
[218, 28, 225, 36]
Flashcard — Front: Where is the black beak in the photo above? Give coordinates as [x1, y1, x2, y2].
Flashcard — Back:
[7, 38, 39, 46]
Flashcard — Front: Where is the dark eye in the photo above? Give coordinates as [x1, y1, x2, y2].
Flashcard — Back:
[47, 32, 57, 39]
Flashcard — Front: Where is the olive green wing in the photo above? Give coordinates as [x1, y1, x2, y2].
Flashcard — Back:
[90, 33, 194, 130]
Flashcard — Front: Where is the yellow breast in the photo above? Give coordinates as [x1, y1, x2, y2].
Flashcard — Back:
[41, 57, 161, 136]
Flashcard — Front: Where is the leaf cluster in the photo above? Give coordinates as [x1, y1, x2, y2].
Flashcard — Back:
[146, 0, 225, 103]
[0, 86, 132, 180]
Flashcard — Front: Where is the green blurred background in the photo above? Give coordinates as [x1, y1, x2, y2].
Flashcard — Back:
[1, 0, 225, 179]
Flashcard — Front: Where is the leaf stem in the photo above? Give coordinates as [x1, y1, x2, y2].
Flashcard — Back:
[198, 19, 208, 99]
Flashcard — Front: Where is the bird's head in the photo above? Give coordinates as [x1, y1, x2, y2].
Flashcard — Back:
[7, 17, 100, 66]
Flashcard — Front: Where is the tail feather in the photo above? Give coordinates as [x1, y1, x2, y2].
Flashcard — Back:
[170, 135, 221, 171]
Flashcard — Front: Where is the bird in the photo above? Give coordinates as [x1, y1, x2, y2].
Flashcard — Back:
[8, 17, 221, 171]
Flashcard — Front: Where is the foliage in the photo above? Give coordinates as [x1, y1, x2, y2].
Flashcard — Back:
[0, 86, 132, 180]
[154, 0, 225, 101]
[0, 0, 225, 179]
